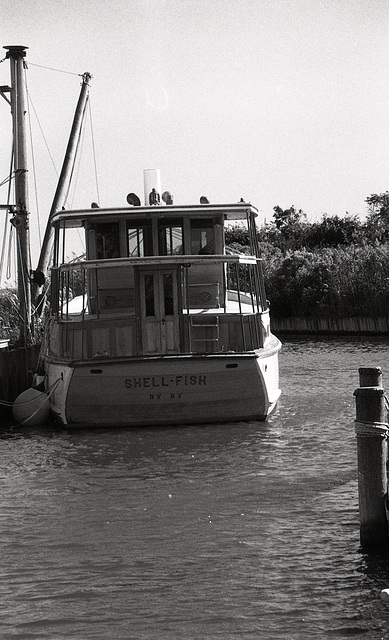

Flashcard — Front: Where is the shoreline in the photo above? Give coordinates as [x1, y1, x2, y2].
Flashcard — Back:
[271, 316, 389, 335]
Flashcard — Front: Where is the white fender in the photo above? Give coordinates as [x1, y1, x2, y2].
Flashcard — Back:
[12, 387, 51, 426]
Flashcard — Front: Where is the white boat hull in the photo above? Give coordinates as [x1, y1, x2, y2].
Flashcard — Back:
[45, 337, 281, 427]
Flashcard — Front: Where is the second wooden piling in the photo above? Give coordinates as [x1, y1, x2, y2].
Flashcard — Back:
[354, 367, 388, 551]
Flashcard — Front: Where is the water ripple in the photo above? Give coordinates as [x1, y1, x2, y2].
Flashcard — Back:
[1, 338, 389, 638]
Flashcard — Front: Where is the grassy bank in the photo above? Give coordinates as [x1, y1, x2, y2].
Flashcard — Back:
[0, 289, 45, 347]
[226, 206, 389, 320]
[0, 289, 23, 345]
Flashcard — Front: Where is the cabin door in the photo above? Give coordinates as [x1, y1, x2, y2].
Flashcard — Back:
[139, 268, 181, 355]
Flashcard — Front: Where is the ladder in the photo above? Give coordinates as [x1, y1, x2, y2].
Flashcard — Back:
[189, 316, 220, 352]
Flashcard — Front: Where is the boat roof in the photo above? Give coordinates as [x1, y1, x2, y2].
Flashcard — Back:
[51, 202, 258, 227]
[58, 253, 260, 271]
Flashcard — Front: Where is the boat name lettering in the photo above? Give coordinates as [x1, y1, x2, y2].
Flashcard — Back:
[124, 375, 206, 389]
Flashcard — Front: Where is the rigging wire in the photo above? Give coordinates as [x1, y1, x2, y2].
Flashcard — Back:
[28, 61, 82, 77]
[88, 98, 100, 204]
[0, 149, 14, 284]
[6, 227, 14, 282]
[24, 66, 42, 248]
[2, 61, 95, 289]
[26, 92, 59, 178]
[33, 265, 51, 317]
[0, 172, 15, 188]
[0, 216, 9, 284]
[64, 95, 89, 207]
[65, 112, 89, 255]
[68, 95, 100, 268]
[21, 64, 35, 303]
[16, 232, 29, 313]
[16, 228, 36, 343]
[68, 99, 88, 209]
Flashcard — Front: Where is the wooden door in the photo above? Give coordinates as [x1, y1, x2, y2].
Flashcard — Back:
[139, 268, 180, 355]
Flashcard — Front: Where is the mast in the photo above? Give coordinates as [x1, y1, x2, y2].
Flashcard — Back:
[4, 45, 31, 346]
[32, 71, 91, 308]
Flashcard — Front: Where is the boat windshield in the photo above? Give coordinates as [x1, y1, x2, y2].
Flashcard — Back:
[191, 218, 214, 254]
[127, 220, 153, 257]
[96, 222, 120, 259]
[159, 219, 183, 255]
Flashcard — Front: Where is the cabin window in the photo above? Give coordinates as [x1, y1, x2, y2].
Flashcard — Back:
[96, 222, 120, 259]
[127, 221, 153, 257]
[190, 219, 214, 254]
[159, 219, 183, 255]
[163, 273, 174, 315]
[144, 275, 155, 316]
[57, 225, 87, 266]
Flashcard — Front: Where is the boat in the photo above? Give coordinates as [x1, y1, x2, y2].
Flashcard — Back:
[38, 170, 281, 427]
[5, 46, 281, 428]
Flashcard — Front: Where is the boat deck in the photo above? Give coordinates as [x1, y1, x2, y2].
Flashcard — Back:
[62, 295, 258, 319]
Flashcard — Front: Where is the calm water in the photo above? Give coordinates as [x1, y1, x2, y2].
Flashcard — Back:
[1, 337, 389, 639]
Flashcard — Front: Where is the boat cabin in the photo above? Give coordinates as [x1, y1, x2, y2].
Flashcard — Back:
[48, 202, 270, 361]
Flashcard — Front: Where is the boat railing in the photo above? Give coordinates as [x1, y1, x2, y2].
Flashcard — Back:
[50, 254, 267, 320]
[46, 309, 271, 361]
[46, 254, 271, 359]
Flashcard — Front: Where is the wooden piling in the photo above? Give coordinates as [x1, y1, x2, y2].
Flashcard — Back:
[354, 367, 388, 551]
[358, 366, 383, 388]
[0, 345, 40, 420]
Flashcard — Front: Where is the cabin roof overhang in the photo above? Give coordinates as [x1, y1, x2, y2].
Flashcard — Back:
[54, 253, 261, 271]
[50, 202, 258, 228]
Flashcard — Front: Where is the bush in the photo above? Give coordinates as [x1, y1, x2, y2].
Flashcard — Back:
[0, 289, 46, 346]
[226, 223, 389, 319]
[263, 245, 389, 318]
[0, 289, 23, 344]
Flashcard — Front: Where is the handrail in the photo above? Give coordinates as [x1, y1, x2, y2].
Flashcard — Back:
[53, 253, 261, 272]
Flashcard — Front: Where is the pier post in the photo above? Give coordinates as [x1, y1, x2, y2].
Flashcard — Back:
[354, 367, 388, 551]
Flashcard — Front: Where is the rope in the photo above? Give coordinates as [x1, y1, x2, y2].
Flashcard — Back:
[0, 376, 61, 408]
[355, 420, 389, 438]
[12, 377, 62, 427]
[384, 392, 389, 414]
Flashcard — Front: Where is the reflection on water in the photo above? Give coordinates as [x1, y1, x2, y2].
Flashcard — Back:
[1, 338, 389, 638]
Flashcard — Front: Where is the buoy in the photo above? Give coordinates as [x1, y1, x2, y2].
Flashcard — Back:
[380, 589, 389, 602]
[12, 387, 51, 426]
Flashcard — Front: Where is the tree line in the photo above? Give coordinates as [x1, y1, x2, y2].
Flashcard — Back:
[2, 192, 388, 346]
[225, 193, 389, 318]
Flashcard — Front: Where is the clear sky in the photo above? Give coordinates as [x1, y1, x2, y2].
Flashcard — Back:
[1, 0, 389, 267]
